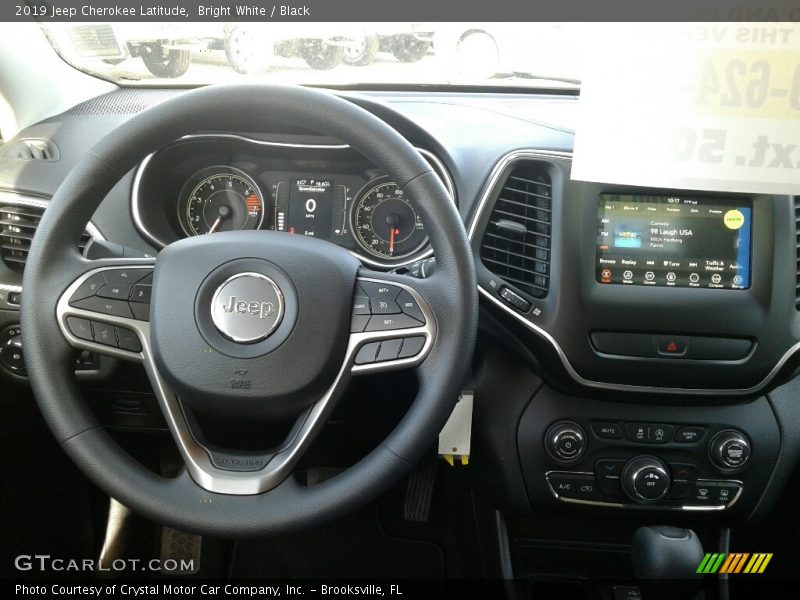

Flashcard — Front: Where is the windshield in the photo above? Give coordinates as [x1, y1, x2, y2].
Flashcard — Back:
[40, 22, 584, 87]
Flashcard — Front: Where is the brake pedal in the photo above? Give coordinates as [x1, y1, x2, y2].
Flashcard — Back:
[404, 454, 437, 522]
[160, 527, 202, 575]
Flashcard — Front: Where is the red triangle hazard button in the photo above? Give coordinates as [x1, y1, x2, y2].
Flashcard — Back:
[656, 336, 689, 356]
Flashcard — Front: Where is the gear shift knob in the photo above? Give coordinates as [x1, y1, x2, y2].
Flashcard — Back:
[631, 526, 705, 600]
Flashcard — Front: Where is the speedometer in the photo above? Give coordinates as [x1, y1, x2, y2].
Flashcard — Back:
[351, 178, 428, 260]
[179, 167, 265, 237]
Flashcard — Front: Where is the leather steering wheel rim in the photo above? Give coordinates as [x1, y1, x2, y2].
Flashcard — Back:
[20, 84, 477, 537]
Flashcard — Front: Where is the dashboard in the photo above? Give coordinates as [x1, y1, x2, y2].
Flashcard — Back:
[132, 134, 455, 268]
[1, 88, 799, 526]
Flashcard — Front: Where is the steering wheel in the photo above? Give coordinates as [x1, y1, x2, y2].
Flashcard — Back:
[20, 85, 477, 537]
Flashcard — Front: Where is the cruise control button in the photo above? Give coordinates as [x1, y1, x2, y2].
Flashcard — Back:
[130, 284, 152, 303]
[69, 273, 107, 303]
[359, 281, 401, 300]
[71, 296, 134, 318]
[129, 302, 150, 321]
[354, 342, 381, 365]
[396, 290, 425, 322]
[97, 284, 131, 300]
[350, 314, 370, 333]
[376, 339, 403, 362]
[370, 298, 401, 314]
[352, 296, 370, 315]
[115, 327, 142, 352]
[398, 336, 425, 358]
[365, 314, 423, 332]
[90, 321, 117, 347]
[66, 317, 93, 341]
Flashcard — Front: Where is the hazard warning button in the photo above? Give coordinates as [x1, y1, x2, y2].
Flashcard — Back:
[654, 335, 690, 357]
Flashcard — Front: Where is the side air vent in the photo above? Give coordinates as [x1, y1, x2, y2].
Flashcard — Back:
[4, 139, 60, 161]
[480, 163, 552, 298]
[795, 197, 800, 309]
[0, 205, 90, 272]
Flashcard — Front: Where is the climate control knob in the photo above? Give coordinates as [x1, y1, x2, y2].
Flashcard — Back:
[709, 430, 751, 471]
[621, 456, 671, 503]
[545, 421, 586, 463]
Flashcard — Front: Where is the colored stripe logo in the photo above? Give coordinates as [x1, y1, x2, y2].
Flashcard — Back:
[696, 553, 772, 574]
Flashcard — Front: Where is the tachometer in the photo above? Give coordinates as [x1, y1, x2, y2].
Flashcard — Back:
[179, 167, 264, 237]
[351, 177, 427, 260]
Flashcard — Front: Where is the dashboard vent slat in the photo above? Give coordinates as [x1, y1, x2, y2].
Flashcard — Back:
[0, 204, 90, 273]
[480, 162, 552, 299]
[795, 196, 800, 309]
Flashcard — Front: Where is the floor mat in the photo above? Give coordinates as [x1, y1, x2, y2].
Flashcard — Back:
[230, 505, 444, 580]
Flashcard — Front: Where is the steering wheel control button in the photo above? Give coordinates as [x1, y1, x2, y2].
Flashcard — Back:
[97, 283, 131, 300]
[90, 321, 118, 347]
[69, 273, 107, 303]
[674, 426, 707, 443]
[545, 421, 586, 463]
[130, 284, 152, 303]
[398, 336, 425, 359]
[66, 317, 93, 342]
[103, 269, 140, 286]
[71, 296, 134, 319]
[116, 327, 142, 353]
[365, 314, 423, 332]
[592, 422, 624, 439]
[359, 281, 401, 300]
[376, 338, 403, 362]
[396, 290, 425, 322]
[370, 298, 401, 314]
[621, 456, 671, 503]
[654, 335, 690, 357]
[355, 341, 381, 365]
[352, 296, 370, 315]
[709, 430, 751, 470]
[210, 272, 284, 343]
[350, 314, 370, 333]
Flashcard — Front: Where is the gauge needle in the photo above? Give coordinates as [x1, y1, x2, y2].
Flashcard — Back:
[207, 204, 232, 234]
[208, 216, 223, 234]
[387, 214, 400, 255]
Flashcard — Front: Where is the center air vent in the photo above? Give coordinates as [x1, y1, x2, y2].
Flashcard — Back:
[795, 196, 800, 309]
[480, 163, 552, 298]
[0, 204, 90, 272]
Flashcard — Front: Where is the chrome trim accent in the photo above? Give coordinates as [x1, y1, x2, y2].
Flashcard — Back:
[627, 464, 669, 503]
[210, 272, 284, 343]
[545, 471, 743, 512]
[0, 191, 105, 295]
[469, 149, 800, 396]
[130, 134, 456, 269]
[57, 268, 435, 494]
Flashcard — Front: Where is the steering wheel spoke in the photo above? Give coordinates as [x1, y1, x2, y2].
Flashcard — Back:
[56, 259, 156, 362]
[349, 272, 436, 375]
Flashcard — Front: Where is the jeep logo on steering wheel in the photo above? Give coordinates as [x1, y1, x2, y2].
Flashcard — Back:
[211, 272, 284, 343]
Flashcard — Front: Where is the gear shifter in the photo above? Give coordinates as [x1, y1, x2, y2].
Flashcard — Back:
[631, 526, 705, 600]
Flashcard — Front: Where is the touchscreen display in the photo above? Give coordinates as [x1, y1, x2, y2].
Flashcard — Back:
[596, 194, 752, 290]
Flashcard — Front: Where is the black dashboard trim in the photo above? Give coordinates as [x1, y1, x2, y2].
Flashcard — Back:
[130, 134, 456, 269]
[467, 149, 800, 397]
